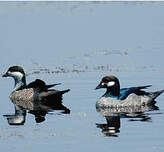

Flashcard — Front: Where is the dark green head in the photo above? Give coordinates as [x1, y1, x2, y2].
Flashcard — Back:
[95, 75, 120, 96]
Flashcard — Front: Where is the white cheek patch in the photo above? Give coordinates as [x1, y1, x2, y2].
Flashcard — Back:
[10, 72, 23, 79]
[107, 81, 115, 87]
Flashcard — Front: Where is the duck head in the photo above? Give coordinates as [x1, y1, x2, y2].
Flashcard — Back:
[95, 75, 120, 97]
[3, 66, 26, 90]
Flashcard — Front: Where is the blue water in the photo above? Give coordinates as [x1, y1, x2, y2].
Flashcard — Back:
[0, 2, 164, 152]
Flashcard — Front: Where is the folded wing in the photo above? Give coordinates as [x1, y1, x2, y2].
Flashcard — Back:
[119, 85, 152, 100]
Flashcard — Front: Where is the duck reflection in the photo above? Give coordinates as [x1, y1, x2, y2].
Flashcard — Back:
[96, 115, 120, 137]
[4, 101, 70, 125]
[96, 103, 159, 137]
[3, 105, 26, 125]
[3, 66, 70, 125]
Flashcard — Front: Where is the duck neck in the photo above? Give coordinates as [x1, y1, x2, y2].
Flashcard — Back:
[104, 87, 120, 99]
[13, 75, 26, 91]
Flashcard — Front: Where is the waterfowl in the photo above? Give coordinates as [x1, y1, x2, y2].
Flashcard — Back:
[3, 66, 70, 113]
[95, 75, 164, 108]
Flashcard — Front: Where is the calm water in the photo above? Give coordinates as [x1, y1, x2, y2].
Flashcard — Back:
[0, 2, 164, 152]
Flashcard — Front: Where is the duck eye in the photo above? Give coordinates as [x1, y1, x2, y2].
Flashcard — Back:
[107, 81, 115, 87]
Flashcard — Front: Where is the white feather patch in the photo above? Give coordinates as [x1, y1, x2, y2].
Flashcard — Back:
[9, 71, 23, 79]
[107, 81, 115, 87]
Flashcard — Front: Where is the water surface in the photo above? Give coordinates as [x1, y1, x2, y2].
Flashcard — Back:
[0, 2, 164, 152]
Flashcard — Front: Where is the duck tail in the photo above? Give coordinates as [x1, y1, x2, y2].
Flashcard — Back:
[46, 83, 61, 89]
[150, 89, 164, 100]
[60, 89, 70, 95]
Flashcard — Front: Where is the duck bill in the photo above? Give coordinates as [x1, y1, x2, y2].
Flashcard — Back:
[95, 83, 103, 90]
[2, 73, 9, 77]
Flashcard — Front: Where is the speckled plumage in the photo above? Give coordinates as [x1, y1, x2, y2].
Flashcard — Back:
[3, 66, 70, 112]
[10, 88, 38, 110]
[95, 75, 164, 108]
[96, 94, 152, 109]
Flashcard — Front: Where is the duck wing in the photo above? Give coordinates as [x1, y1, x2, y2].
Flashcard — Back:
[25, 79, 61, 91]
[119, 85, 152, 100]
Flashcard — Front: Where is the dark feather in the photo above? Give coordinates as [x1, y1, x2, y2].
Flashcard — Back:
[119, 85, 152, 100]
[25, 79, 61, 91]
[135, 85, 152, 90]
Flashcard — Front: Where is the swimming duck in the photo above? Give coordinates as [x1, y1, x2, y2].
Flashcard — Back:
[95, 75, 164, 108]
[3, 66, 70, 112]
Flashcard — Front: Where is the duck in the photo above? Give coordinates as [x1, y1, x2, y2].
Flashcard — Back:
[2, 66, 70, 113]
[95, 75, 164, 108]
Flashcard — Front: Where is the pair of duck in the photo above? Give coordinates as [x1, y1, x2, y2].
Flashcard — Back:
[2, 66, 164, 110]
